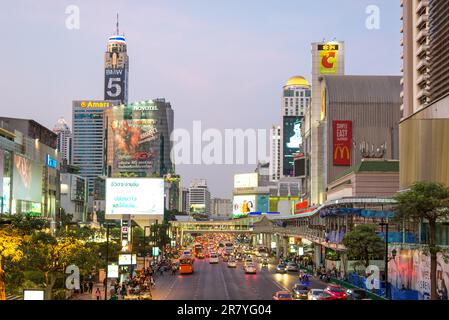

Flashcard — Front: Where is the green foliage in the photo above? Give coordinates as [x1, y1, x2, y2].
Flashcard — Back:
[96, 211, 105, 224]
[342, 224, 384, 268]
[7, 214, 49, 235]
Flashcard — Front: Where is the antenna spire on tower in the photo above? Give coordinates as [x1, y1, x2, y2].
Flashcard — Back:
[116, 13, 119, 35]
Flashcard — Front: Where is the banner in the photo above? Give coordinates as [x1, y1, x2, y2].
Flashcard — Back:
[333, 120, 352, 166]
[13, 154, 42, 203]
[105, 67, 127, 103]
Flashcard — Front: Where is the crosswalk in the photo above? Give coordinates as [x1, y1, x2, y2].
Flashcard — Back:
[6, 294, 22, 300]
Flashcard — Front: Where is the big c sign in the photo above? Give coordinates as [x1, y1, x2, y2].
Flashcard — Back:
[318, 43, 339, 74]
[333, 120, 352, 166]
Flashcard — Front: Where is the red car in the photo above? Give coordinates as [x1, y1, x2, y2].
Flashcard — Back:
[324, 285, 347, 300]
[272, 291, 293, 300]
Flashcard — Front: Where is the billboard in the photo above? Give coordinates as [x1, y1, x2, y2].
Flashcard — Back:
[256, 195, 269, 213]
[12, 155, 42, 203]
[234, 173, 258, 189]
[105, 178, 164, 215]
[105, 68, 127, 103]
[0, 150, 3, 203]
[318, 43, 339, 74]
[118, 254, 137, 266]
[283, 116, 303, 176]
[294, 158, 306, 177]
[109, 102, 166, 176]
[233, 195, 256, 217]
[23, 290, 45, 300]
[190, 204, 206, 215]
[333, 121, 352, 166]
[320, 84, 327, 121]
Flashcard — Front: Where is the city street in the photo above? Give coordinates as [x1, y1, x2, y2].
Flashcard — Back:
[152, 258, 326, 300]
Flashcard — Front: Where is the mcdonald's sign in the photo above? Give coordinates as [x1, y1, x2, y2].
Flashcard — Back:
[333, 120, 352, 166]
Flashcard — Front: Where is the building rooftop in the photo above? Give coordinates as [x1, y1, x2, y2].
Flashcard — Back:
[284, 76, 310, 88]
[334, 159, 399, 181]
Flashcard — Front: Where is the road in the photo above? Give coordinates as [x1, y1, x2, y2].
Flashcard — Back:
[152, 258, 327, 300]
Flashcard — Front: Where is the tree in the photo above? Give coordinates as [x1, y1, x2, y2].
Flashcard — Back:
[8, 214, 48, 236]
[342, 224, 384, 269]
[0, 226, 23, 300]
[21, 232, 101, 299]
[394, 181, 449, 300]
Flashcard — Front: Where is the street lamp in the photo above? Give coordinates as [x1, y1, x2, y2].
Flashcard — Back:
[102, 222, 115, 301]
[379, 221, 397, 299]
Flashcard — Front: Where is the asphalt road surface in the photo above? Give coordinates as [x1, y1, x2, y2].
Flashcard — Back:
[151, 258, 327, 300]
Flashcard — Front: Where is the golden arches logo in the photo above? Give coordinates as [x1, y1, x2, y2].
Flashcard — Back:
[334, 145, 350, 160]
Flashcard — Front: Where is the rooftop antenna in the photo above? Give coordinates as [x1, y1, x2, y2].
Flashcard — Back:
[116, 13, 119, 35]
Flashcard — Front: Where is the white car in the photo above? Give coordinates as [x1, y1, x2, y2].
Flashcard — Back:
[244, 263, 257, 274]
[209, 253, 219, 264]
[227, 260, 237, 268]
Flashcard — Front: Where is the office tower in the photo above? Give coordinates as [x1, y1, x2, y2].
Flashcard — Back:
[269, 125, 281, 181]
[104, 17, 129, 105]
[72, 100, 119, 193]
[189, 179, 211, 217]
[400, 0, 449, 188]
[53, 117, 72, 164]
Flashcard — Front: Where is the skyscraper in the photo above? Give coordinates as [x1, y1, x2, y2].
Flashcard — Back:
[53, 117, 72, 164]
[72, 100, 119, 193]
[104, 17, 129, 105]
[281, 76, 311, 177]
[400, 0, 449, 189]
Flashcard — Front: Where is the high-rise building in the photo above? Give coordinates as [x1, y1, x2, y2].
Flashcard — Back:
[181, 187, 190, 214]
[53, 117, 72, 164]
[281, 76, 311, 177]
[72, 100, 119, 193]
[210, 198, 232, 218]
[104, 19, 129, 105]
[400, 0, 449, 188]
[188, 179, 211, 218]
[309, 40, 345, 205]
[269, 125, 281, 181]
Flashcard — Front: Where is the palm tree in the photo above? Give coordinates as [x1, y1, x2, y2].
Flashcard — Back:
[394, 181, 449, 300]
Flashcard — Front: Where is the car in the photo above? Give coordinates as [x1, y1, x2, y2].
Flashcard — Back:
[291, 284, 310, 300]
[243, 258, 254, 269]
[209, 253, 219, 264]
[276, 264, 287, 273]
[244, 263, 257, 274]
[227, 260, 237, 268]
[307, 289, 334, 300]
[197, 252, 205, 259]
[222, 254, 230, 262]
[272, 291, 293, 300]
[346, 288, 368, 300]
[286, 262, 299, 272]
[324, 285, 347, 300]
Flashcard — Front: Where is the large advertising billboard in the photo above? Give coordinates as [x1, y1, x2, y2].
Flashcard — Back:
[190, 204, 206, 215]
[12, 155, 42, 203]
[333, 120, 352, 166]
[283, 116, 303, 176]
[105, 178, 164, 215]
[234, 173, 258, 189]
[233, 195, 256, 217]
[105, 68, 127, 104]
[318, 43, 339, 75]
[256, 195, 269, 213]
[109, 101, 167, 176]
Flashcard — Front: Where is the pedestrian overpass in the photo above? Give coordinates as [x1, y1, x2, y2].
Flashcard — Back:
[169, 216, 263, 234]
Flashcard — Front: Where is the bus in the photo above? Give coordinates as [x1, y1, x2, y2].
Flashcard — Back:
[179, 256, 194, 274]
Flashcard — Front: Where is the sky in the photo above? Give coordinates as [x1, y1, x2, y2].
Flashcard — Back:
[0, 0, 401, 199]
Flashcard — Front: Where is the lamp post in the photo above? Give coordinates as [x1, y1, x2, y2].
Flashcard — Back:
[379, 221, 397, 299]
[143, 226, 150, 270]
[103, 222, 114, 301]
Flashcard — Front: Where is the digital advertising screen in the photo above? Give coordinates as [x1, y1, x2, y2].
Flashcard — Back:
[190, 204, 206, 215]
[234, 173, 258, 189]
[256, 195, 269, 213]
[118, 254, 137, 266]
[12, 155, 42, 203]
[105, 178, 164, 215]
[233, 195, 256, 217]
[283, 116, 303, 176]
[23, 290, 45, 300]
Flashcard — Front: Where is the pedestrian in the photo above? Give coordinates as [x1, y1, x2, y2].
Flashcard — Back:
[150, 276, 155, 288]
[120, 284, 127, 299]
[88, 280, 94, 293]
[95, 288, 101, 300]
[103, 277, 107, 290]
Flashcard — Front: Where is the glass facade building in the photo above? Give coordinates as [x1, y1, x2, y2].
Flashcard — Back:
[72, 100, 119, 192]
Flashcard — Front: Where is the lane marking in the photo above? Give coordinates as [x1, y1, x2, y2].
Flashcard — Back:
[219, 261, 231, 300]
